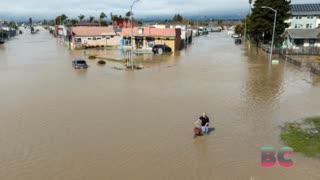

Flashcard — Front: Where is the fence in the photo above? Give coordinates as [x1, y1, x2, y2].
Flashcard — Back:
[279, 53, 320, 76]
[282, 47, 320, 55]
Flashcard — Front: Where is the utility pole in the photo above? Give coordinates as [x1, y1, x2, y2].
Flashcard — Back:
[130, 0, 140, 70]
[261, 6, 277, 62]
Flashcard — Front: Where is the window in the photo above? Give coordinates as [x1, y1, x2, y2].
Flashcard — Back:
[294, 24, 297, 28]
[76, 38, 82, 44]
[294, 39, 304, 46]
[111, 35, 114, 38]
[124, 38, 131, 46]
[97, 38, 101, 40]
[306, 24, 310, 28]
[93, 37, 97, 40]
[88, 38, 92, 40]
[309, 39, 315, 44]
[138, 28, 144, 35]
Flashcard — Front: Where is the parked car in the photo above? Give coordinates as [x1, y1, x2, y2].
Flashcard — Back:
[72, 60, 88, 69]
[235, 39, 242, 45]
[231, 34, 240, 38]
[0, 38, 5, 44]
[152, 44, 172, 54]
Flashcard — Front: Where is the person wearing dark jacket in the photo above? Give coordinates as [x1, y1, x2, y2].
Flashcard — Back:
[195, 112, 210, 134]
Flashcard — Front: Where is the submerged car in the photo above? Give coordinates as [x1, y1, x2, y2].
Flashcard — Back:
[231, 34, 240, 38]
[235, 39, 242, 45]
[72, 60, 88, 69]
[152, 44, 172, 54]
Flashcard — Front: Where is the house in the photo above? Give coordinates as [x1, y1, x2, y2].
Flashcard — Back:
[54, 25, 64, 37]
[121, 27, 182, 51]
[282, 29, 320, 49]
[288, 3, 320, 29]
[67, 26, 121, 49]
[152, 24, 192, 44]
[112, 18, 137, 28]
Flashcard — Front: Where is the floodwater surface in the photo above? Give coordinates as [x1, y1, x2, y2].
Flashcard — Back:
[0, 28, 320, 180]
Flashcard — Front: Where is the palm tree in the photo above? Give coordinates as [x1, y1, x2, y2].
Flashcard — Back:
[70, 19, 79, 26]
[125, 11, 132, 28]
[99, 12, 107, 26]
[89, 16, 95, 23]
[78, 14, 85, 22]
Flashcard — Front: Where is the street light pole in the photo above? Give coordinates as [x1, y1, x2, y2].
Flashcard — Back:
[130, 0, 140, 70]
[261, 6, 277, 62]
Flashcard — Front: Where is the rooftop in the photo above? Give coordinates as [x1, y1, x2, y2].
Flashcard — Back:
[286, 29, 320, 39]
[122, 27, 181, 37]
[290, 3, 320, 15]
[74, 22, 100, 27]
[71, 26, 116, 36]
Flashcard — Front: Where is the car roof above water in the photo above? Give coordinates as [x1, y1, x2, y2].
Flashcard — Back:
[74, 59, 86, 62]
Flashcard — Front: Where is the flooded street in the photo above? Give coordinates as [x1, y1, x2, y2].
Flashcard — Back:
[0, 28, 320, 180]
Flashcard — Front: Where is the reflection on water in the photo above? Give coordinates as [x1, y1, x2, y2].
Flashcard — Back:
[0, 28, 319, 180]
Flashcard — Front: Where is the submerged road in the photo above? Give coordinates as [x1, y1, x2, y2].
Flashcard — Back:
[0, 28, 319, 180]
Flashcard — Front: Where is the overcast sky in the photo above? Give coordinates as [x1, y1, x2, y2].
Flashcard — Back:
[0, 0, 319, 20]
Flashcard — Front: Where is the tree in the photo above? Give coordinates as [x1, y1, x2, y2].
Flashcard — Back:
[172, 14, 184, 22]
[55, 14, 68, 25]
[235, 24, 244, 35]
[99, 12, 107, 26]
[78, 14, 85, 22]
[70, 19, 79, 26]
[89, 16, 95, 23]
[29, 17, 33, 25]
[9, 22, 18, 30]
[247, 0, 291, 45]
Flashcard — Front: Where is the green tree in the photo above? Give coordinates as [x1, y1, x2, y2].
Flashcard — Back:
[247, 0, 291, 45]
[9, 22, 18, 30]
[89, 16, 95, 23]
[70, 19, 79, 26]
[78, 14, 85, 22]
[172, 14, 184, 22]
[29, 17, 32, 25]
[55, 14, 68, 25]
[235, 24, 244, 35]
[99, 12, 107, 26]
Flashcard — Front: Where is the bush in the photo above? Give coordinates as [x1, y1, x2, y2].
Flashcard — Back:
[88, 56, 96, 59]
[97, 60, 106, 65]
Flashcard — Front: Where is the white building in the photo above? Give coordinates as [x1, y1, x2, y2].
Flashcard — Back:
[288, 3, 320, 29]
[151, 24, 192, 41]
[283, 29, 320, 49]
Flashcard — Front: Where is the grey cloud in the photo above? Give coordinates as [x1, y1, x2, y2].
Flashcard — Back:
[0, 0, 318, 19]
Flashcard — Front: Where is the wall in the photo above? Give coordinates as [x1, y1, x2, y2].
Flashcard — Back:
[70, 35, 120, 49]
[289, 15, 319, 29]
[123, 36, 182, 52]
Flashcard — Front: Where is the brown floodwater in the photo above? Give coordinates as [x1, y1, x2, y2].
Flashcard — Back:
[0, 27, 320, 180]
